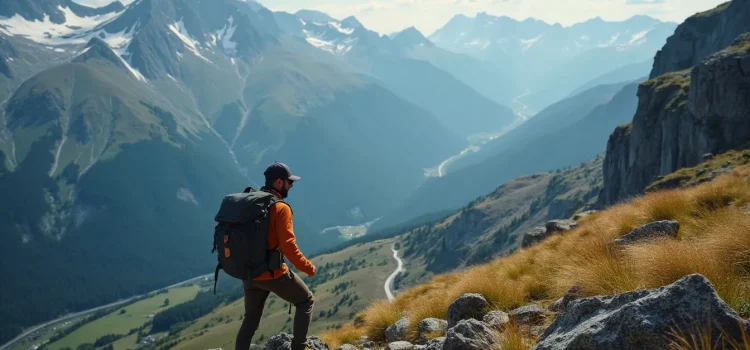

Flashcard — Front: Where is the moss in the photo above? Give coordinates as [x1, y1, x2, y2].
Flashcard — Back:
[642, 69, 692, 112]
[692, 2, 731, 18]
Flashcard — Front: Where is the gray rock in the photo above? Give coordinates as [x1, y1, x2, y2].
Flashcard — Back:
[446, 293, 489, 328]
[263, 334, 329, 350]
[509, 305, 545, 325]
[572, 210, 597, 221]
[386, 341, 413, 350]
[335, 345, 358, 350]
[545, 219, 578, 233]
[385, 316, 410, 342]
[482, 311, 510, 330]
[443, 319, 500, 350]
[696, 167, 709, 177]
[703, 153, 715, 161]
[533, 274, 750, 350]
[413, 346, 426, 350]
[615, 220, 679, 246]
[357, 336, 374, 348]
[522, 227, 548, 248]
[548, 285, 584, 313]
[417, 318, 447, 343]
[423, 337, 445, 350]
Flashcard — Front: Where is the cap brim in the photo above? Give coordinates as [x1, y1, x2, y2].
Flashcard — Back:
[289, 175, 301, 181]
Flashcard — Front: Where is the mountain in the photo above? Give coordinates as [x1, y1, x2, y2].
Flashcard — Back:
[372, 81, 641, 232]
[0, 0, 470, 343]
[600, 21, 750, 205]
[0, 0, 124, 24]
[272, 11, 518, 138]
[429, 13, 677, 111]
[445, 80, 635, 173]
[569, 59, 652, 96]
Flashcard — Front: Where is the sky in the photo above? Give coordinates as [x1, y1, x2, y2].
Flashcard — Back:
[76, 0, 728, 36]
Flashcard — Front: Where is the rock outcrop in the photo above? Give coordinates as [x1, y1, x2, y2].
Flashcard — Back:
[482, 311, 510, 330]
[522, 219, 579, 248]
[385, 317, 410, 342]
[650, 0, 750, 78]
[446, 293, 489, 328]
[417, 318, 447, 343]
[509, 305, 545, 325]
[600, 32, 750, 205]
[443, 319, 500, 350]
[615, 220, 679, 245]
[264, 334, 329, 350]
[533, 274, 750, 349]
[386, 341, 414, 350]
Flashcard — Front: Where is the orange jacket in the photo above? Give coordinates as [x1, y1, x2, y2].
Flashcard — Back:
[253, 200, 316, 280]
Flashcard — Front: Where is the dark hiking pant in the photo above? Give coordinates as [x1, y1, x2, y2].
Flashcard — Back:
[235, 271, 315, 350]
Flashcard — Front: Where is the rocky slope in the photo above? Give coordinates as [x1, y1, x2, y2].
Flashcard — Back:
[599, 31, 750, 205]
[650, 0, 750, 78]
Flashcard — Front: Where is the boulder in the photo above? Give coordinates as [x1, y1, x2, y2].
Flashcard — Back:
[447, 293, 489, 328]
[443, 319, 500, 350]
[549, 285, 584, 313]
[417, 318, 447, 343]
[546, 219, 578, 233]
[335, 345, 358, 350]
[522, 227, 548, 248]
[509, 305, 545, 325]
[263, 334, 329, 350]
[533, 274, 750, 350]
[385, 317, 410, 342]
[414, 337, 445, 350]
[696, 167, 709, 177]
[614, 220, 679, 246]
[386, 341, 413, 350]
[482, 311, 510, 330]
[703, 153, 715, 161]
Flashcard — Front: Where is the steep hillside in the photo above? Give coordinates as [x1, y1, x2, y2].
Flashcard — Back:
[323, 155, 750, 349]
[395, 155, 603, 289]
[373, 81, 639, 232]
[599, 32, 750, 205]
[650, 0, 750, 78]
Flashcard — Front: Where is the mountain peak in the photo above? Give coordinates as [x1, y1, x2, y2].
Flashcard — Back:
[393, 26, 434, 48]
[341, 16, 363, 28]
[73, 37, 128, 70]
[295, 9, 336, 24]
[0, 0, 125, 24]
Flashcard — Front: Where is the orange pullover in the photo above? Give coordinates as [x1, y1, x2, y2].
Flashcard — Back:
[253, 199, 316, 280]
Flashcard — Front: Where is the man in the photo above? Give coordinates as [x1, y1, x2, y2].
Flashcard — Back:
[235, 162, 317, 350]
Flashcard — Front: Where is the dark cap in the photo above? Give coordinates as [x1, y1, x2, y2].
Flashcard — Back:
[264, 162, 301, 182]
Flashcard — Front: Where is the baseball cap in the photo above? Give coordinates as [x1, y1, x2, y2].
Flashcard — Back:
[264, 162, 301, 182]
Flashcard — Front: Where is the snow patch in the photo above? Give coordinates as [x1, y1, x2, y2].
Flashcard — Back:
[216, 16, 238, 55]
[53, 48, 66, 53]
[177, 187, 198, 205]
[328, 21, 353, 35]
[168, 19, 213, 64]
[598, 32, 621, 48]
[0, 5, 123, 45]
[520, 34, 543, 51]
[299, 18, 306, 26]
[628, 29, 650, 45]
[464, 39, 490, 50]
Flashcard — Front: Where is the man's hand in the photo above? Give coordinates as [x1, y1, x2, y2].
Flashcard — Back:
[307, 265, 317, 278]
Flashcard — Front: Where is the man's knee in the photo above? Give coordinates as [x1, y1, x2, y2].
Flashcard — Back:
[295, 294, 314, 309]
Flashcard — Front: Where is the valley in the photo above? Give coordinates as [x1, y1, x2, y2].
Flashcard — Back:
[0, 0, 746, 349]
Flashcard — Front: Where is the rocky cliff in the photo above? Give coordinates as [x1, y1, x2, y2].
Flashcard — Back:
[650, 0, 750, 78]
[600, 32, 750, 205]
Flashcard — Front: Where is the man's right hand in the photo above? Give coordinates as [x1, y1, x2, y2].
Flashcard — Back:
[307, 265, 317, 278]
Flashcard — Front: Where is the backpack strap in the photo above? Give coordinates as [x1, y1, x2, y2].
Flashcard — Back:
[214, 263, 222, 295]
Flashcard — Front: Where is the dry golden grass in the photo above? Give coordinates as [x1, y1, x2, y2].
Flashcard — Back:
[499, 322, 536, 350]
[668, 319, 750, 350]
[320, 324, 363, 349]
[323, 165, 750, 347]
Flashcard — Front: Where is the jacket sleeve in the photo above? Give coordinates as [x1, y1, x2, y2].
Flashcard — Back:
[272, 203, 316, 275]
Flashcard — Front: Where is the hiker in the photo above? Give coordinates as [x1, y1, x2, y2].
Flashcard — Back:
[227, 162, 317, 350]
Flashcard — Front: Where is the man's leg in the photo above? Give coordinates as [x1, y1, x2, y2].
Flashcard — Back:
[260, 272, 315, 350]
[235, 280, 270, 350]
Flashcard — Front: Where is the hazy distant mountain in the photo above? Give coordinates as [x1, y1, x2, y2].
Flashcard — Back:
[273, 11, 519, 138]
[429, 13, 677, 111]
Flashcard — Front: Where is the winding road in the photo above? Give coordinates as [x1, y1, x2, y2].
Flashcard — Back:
[384, 245, 405, 301]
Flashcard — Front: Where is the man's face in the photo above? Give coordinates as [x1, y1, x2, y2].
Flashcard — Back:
[274, 178, 294, 198]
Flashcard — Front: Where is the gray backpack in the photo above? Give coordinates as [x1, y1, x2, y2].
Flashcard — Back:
[211, 187, 285, 293]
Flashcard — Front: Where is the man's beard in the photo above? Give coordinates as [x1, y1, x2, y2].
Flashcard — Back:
[278, 187, 289, 198]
